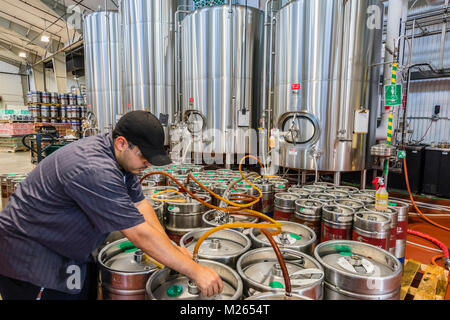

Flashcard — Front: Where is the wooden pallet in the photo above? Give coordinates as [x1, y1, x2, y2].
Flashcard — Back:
[0, 120, 31, 123]
[0, 147, 27, 153]
[401, 259, 449, 300]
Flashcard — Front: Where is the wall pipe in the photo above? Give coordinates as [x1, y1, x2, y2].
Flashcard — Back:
[438, 0, 448, 70]
[261, 0, 273, 132]
[376, 0, 409, 142]
[174, 7, 192, 123]
[229, 0, 235, 132]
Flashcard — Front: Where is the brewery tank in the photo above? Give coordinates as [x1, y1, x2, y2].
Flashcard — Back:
[83, 11, 122, 133]
[270, 0, 383, 171]
[121, 0, 177, 139]
[180, 4, 264, 156]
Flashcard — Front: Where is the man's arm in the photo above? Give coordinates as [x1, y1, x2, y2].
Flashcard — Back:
[133, 198, 192, 258]
[134, 198, 165, 234]
[121, 222, 223, 297]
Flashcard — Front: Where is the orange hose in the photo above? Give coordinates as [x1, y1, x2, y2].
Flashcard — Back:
[140, 172, 246, 213]
[403, 158, 450, 232]
[431, 255, 450, 280]
[187, 173, 262, 210]
[432, 255, 445, 267]
[261, 228, 292, 296]
[193, 221, 283, 257]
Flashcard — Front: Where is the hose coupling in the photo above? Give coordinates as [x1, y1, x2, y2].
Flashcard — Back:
[193, 253, 199, 263]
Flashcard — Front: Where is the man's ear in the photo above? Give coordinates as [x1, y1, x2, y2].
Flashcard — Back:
[114, 136, 129, 152]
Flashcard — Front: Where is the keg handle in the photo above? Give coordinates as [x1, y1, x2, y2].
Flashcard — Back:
[290, 268, 324, 278]
[289, 268, 324, 286]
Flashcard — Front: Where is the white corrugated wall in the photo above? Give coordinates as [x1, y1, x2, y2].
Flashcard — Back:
[402, 4, 450, 145]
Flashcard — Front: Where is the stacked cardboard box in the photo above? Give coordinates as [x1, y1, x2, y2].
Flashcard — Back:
[34, 123, 73, 137]
[0, 136, 30, 152]
[0, 123, 35, 136]
[0, 109, 33, 121]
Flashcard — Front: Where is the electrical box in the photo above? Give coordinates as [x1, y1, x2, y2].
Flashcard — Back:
[237, 109, 250, 127]
[422, 147, 450, 198]
[389, 145, 426, 194]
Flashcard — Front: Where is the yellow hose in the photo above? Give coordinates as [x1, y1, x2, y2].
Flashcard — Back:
[188, 173, 261, 210]
[235, 208, 278, 225]
[191, 155, 284, 257]
[193, 221, 283, 259]
[151, 190, 187, 203]
[183, 155, 265, 211]
[264, 175, 281, 179]
[142, 254, 165, 269]
[238, 155, 263, 197]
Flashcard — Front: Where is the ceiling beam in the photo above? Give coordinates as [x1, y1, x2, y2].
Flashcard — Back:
[39, 0, 84, 33]
[0, 15, 62, 53]
[40, 0, 66, 18]
[0, 39, 42, 64]
[0, 53, 23, 67]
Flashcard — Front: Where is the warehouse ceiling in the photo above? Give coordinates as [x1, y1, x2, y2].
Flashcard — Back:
[0, 0, 117, 65]
[0, 0, 445, 67]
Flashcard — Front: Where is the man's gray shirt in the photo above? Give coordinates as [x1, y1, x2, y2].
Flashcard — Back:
[0, 133, 146, 294]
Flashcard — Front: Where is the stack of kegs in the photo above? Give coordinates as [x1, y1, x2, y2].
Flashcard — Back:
[67, 93, 84, 134]
[27, 91, 41, 123]
[26, 91, 87, 134]
[138, 166, 410, 264]
[269, 181, 410, 263]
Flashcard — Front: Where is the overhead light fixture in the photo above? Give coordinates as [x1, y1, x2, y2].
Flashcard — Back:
[18, 52, 27, 58]
[41, 35, 50, 43]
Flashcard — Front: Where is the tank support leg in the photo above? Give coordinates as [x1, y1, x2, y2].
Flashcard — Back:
[334, 172, 341, 186]
[361, 169, 367, 190]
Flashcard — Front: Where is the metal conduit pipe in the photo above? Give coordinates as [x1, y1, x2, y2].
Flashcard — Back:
[260, 0, 276, 166]
[406, 3, 448, 22]
[229, 0, 235, 132]
[376, 0, 409, 141]
[241, 0, 249, 118]
[381, 5, 448, 31]
[438, 0, 449, 70]
[261, 0, 273, 131]
[174, 8, 192, 123]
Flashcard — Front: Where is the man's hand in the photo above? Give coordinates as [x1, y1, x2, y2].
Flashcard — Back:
[121, 222, 223, 298]
[191, 264, 224, 298]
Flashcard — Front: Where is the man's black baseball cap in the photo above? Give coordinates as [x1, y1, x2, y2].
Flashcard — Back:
[113, 111, 172, 166]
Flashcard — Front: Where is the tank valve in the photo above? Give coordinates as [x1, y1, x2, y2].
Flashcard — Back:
[277, 233, 290, 246]
[445, 257, 450, 271]
[209, 239, 222, 250]
[272, 263, 283, 277]
[134, 250, 144, 264]
[349, 255, 363, 267]
[188, 280, 200, 295]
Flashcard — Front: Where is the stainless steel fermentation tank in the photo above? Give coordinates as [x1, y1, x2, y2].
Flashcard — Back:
[268, 0, 383, 172]
[179, 4, 264, 156]
[83, 11, 122, 133]
[121, 0, 177, 142]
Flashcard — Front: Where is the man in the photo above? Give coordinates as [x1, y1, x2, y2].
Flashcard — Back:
[0, 110, 223, 300]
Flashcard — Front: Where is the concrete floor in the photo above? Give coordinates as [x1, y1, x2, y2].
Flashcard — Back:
[0, 151, 34, 175]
